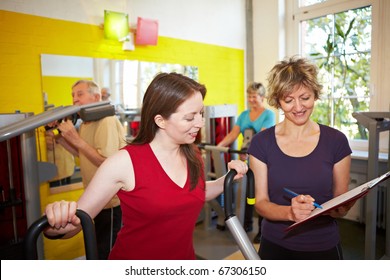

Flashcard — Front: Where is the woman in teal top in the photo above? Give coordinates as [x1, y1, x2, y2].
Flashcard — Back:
[236, 106, 275, 147]
[217, 82, 276, 242]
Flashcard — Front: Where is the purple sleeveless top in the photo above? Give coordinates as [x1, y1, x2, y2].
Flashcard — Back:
[247, 124, 352, 251]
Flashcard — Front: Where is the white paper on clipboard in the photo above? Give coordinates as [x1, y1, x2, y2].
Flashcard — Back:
[286, 171, 390, 231]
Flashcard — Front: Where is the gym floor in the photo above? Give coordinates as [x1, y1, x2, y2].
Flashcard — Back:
[193, 216, 387, 260]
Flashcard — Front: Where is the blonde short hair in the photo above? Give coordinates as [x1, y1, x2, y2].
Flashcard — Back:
[267, 56, 322, 109]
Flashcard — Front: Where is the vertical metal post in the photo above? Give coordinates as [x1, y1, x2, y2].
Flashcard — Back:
[364, 121, 379, 259]
[6, 140, 18, 243]
[20, 130, 43, 259]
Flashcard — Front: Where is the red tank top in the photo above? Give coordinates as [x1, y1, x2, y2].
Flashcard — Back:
[108, 144, 205, 260]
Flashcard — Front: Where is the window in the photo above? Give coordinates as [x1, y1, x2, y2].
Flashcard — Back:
[286, 0, 390, 153]
[99, 60, 198, 110]
[301, 6, 372, 140]
[300, 0, 328, 7]
[121, 62, 198, 109]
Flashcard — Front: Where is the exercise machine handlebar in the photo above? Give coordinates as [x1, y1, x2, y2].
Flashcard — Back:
[223, 168, 260, 260]
[0, 101, 113, 142]
[224, 168, 255, 218]
[24, 209, 98, 260]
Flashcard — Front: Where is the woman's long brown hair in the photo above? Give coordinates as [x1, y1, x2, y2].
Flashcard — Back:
[131, 72, 206, 190]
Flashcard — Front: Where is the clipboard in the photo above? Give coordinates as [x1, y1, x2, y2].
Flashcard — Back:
[286, 170, 390, 231]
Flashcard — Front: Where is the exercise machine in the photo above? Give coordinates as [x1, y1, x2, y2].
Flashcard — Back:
[24, 209, 98, 260]
[201, 104, 238, 229]
[224, 168, 260, 260]
[198, 144, 248, 229]
[353, 111, 390, 259]
[0, 101, 113, 259]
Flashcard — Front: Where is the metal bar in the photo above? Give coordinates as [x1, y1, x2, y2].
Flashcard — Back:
[0, 101, 111, 142]
[0, 107, 76, 142]
[364, 120, 380, 259]
[6, 139, 18, 243]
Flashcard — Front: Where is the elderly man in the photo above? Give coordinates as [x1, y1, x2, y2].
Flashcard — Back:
[56, 80, 126, 259]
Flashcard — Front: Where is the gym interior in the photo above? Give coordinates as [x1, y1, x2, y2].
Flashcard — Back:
[0, 0, 389, 261]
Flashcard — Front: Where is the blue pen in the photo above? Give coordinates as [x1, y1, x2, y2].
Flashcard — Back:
[283, 187, 323, 209]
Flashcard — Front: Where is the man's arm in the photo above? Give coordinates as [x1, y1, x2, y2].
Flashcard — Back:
[57, 120, 106, 167]
[55, 135, 79, 157]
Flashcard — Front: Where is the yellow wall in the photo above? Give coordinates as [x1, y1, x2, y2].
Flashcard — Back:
[0, 10, 245, 259]
[0, 10, 245, 114]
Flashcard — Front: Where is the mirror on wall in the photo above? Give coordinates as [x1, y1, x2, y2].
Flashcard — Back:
[40, 54, 198, 111]
[40, 54, 198, 189]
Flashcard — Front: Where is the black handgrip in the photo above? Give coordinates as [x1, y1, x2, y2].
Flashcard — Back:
[246, 168, 255, 202]
[224, 168, 255, 219]
[44, 113, 79, 131]
[24, 209, 98, 260]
